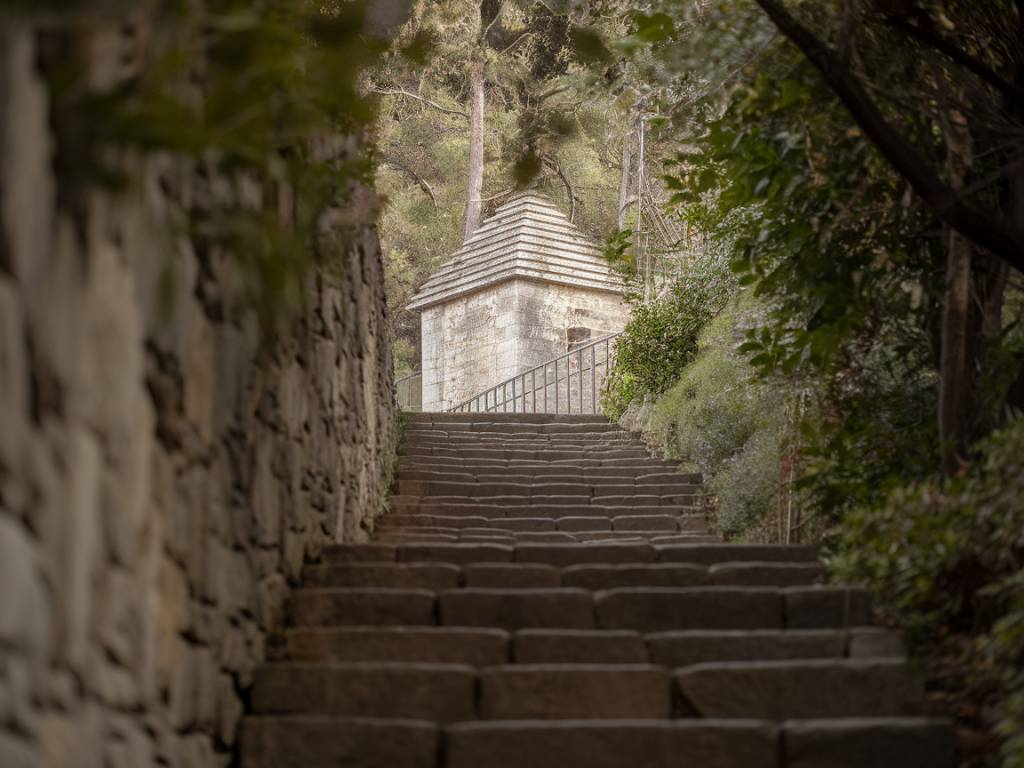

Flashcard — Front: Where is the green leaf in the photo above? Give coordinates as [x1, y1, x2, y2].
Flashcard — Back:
[632, 12, 676, 43]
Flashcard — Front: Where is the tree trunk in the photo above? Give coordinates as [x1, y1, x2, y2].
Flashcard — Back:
[938, 229, 972, 474]
[617, 125, 633, 229]
[462, 57, 485, 242]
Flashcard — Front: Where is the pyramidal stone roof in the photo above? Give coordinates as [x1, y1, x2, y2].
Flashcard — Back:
[406, 193, 623, 311]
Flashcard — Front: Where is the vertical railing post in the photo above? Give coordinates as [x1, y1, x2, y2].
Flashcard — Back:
[543, 364, 548, 413]
[590, 344, 597, 414]
[554, 359, 559, 414]
[565, 354, 571, 414]
[577, 348, 584, 415]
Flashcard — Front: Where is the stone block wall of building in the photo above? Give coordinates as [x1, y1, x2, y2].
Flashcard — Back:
[0, 25, 396, 768]
[420, 279, 627, 412]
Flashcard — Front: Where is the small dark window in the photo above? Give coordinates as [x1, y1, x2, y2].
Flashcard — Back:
[567, 326, 592, 351]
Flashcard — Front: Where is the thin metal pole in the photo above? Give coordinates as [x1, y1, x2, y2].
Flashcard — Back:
[577, 348, 584, 414]
[554, 360, 559, 414]
[566, 354, 571, 413]
[531, 370, 536, 413]
[590, 345, 597, 414]
[511, 377, 517, 413]
[543, 364, 548, 413]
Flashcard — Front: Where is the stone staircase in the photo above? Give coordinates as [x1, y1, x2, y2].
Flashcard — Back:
[240, 413, 954, 768]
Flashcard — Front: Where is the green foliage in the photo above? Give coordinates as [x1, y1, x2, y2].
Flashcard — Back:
[643, 300, 802, 541]
[832, 418, 1024, 766]
[603, 252, 737, 419]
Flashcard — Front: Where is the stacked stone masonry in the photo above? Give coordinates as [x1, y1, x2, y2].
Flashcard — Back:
[243, 413, 955, 768]
[0, 26, 395, 768]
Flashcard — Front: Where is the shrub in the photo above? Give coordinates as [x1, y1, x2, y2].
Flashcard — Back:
[602, 255, 735, 419]
[641, 301, 803, 542]
[831, 417, 1024, 767]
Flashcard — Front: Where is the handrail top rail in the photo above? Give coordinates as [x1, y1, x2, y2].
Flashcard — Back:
[395, 370, 422, 385]
[447, 331, 622, 413]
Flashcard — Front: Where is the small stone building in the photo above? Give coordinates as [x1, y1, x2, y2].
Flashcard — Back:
[408, 193, 628, 412]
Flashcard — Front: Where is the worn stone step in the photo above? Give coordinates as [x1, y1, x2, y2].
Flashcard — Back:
[708, 562, 825, 587]
[373, 529, 707, 545]
[647, 629, 847, 667]
[674, 659, 924, 719]
[646, 628, 905, 667]
[439, 588, 595, 629]
[444, 720, 779, 768]
[655, 544, 818, 564]
[241, 717, 438, 768]
[782, 717, 955, 768]
[302, 563, 460, 590]
[515, 542, 657, 565]
[462, 563, 562, 588]
[322, 543, 398, 562]
[596, 587, 784, 632]
[784, 586, 875, 628]
[388, 501, 701, 518]
[251, 662, 476, 721]
[396, 481, 695, 498]
[513, 629, 648, 664]
[401, 460, 688, 473]
[479, 664, 671, 719]
[400, 448, 655, 462]
[290, 588, 436, 626]
[405, 417, 614, 430]
[271, 627, 510, 665]
[376, 532, 461, 543]
[562, 564, 708, 590]
[397, 471, 699, 491]
[398, 543, 515, 564]
[403, 437, 636, 449]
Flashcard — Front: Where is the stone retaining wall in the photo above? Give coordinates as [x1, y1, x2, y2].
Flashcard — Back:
[0, 23, 396, 768]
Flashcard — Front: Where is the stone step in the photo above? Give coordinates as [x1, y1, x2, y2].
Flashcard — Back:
[674, 659, 924, 719]
[405, 415, 614, 428]
[402, 456, 690, 471]
[289, 588, 437, 626]
[290, 583, 873, 632]
[377, 513, 695, 534]
[321, 542, 818, 567]
[303, 563, 461, 590]
[253, 658, 916, 723]
[373, 530, 713, 545]
[479, 664, 671, 719]
[394, 481, 698, 499]
[513, 629, 648, 664]
[270, 626, 903, 666]
[395, 470, 699, 490]
[387, 501, 702, 518]
[271, 627, 510, 665]
[240, 717, 439, 768]
[444, 720, 778, 768]
[439, 588, 595, 629]
[399, 448, 655, 461]
[251, 662, 477, 722]
[442, 718, 954, 768]
[401, 462, 698, 480]
[301, 560, 823, 591]
[647, 629, 904, 667]
[402, 435, 635, 446]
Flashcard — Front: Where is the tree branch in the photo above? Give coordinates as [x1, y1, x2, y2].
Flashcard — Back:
[877, 9, 1024, 102]
[754, 0, 1024, 274]
[383, 156, 437, 208]
[544, 156, 577, 222]
[370, 87, 469, 118]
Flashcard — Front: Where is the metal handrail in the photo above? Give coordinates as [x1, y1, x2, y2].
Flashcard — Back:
[396, 371, 423, 412]
[447, 332, 623, 415]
